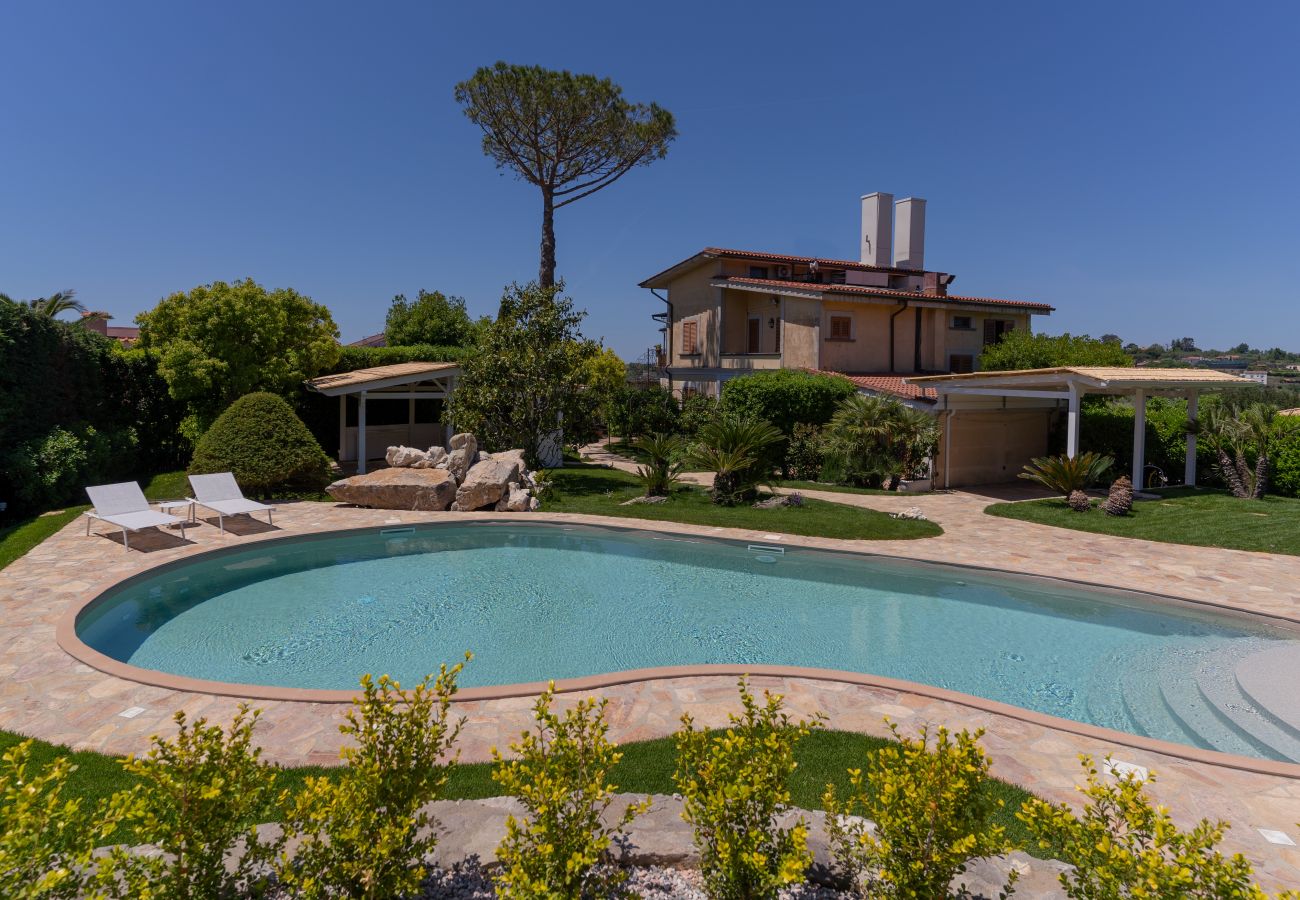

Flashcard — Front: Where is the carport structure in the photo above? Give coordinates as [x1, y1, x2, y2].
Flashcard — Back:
[907, 367, 1253, 489]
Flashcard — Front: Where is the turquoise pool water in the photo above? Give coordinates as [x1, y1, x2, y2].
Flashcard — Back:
[77, 523, 1300, 761]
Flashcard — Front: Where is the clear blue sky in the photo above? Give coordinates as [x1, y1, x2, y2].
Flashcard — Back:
[3, 1, 1298, 358]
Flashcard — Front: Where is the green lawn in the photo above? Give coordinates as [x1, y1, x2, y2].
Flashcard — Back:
[986, 487, 1300, 555]
[546, 465, 941, 540]
[0, 727, 1042, 852]
[779, 480, 896, 496]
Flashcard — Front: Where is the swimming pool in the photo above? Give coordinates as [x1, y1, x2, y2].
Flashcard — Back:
[73, 522, 1300, 763]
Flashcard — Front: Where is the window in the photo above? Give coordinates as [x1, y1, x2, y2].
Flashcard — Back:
[949, 354, 975, 374]
[748, 265, 769, 279]
[983, 319, 1015, 346]
[828, 315, 853, 340]
[950, 315, 973, 330]
[680, 318, 699, 355]
[747, 317, 760, 353]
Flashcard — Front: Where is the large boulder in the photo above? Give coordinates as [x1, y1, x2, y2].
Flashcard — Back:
[452, 456, 520, 511]
[327, 468, 458, 511]
[385, 445, 427, 468]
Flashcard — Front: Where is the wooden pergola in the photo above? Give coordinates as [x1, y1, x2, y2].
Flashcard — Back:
[909, 367, 1255, 488]
[305, 362, 461, 474]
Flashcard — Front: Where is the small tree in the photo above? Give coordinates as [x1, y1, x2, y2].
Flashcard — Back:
[687, 416, 784, 505]
[821, 394, 939, 489]
[584, 347, 628, 442]
[491, 686, 650, 899]
[136, 278, 340, 436]
[455, 63, 676, 287]
[978, 330, 1133, 372]
[382, 289, 485, 348]
[674, 678, 822, 900]
[632, 432, 685, 497]
[445, 281, 599, 468]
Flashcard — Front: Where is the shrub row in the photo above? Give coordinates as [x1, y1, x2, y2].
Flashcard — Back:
[3, 669, 1290, 899]
[0, 305, 188, 518]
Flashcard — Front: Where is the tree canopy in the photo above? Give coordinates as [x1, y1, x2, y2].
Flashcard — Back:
[455, 62, 676, 287]
[136, 278, 340, 436]
[382, 289, 485, 348]
[978, 330, 1133, 371]
[445, 281, 598, 468]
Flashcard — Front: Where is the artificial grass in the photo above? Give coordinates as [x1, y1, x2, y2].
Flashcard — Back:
[985, 486, 1300, 556]
[545, 464, 941, 541]
[0, 727, 1042, 853]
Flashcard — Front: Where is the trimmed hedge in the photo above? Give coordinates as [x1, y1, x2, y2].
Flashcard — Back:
[190, 393, 331, 497]
[720, 370, 857, 436]
[0, 304, 187, 518]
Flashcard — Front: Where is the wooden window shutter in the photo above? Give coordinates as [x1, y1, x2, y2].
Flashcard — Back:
[983, 319, 997, 346]
[681, 319, 698, 353]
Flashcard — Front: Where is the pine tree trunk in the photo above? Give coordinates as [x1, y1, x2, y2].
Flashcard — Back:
[539, 188, 556, 288]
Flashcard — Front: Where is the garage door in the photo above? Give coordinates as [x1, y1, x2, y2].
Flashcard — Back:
[940, 409, 1051, 487]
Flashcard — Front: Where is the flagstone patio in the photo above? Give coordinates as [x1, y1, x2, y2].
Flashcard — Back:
[3, 495, 1300, 888]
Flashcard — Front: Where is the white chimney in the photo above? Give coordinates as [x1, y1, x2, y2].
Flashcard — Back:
[893, 197, 927, 270]
[860, 192, 893, 267]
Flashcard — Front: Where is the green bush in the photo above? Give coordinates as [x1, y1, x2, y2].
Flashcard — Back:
[333, 344, 470, 370]
[678, 392, 721, 436]
[823, 722, 1010, 899]
[492, 686, 650, 899]
[721, 372, 856, 475]
[0, 741, 128, 899]
[189, 393, 331, 497]
[1018, 755, 1294, 899]
[821, 394, 939, 488]
[1079, 399, 1196, 487]
[674, 678, 823, 900]
[3, 423, 139, 512]
[1272, 423, 1300, 498]
[608, 384, 680, 439]
[784, 423, 828, 481]
[978, 330, 1132, 371]
[100, 706, 282, 899]
[277, 662, 467, 900]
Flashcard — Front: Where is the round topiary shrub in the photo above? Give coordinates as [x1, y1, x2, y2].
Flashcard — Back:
[189, 392, 331, 497]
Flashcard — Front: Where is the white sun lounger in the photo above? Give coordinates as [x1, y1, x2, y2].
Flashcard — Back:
[85, 482, 187, 551]
[187, 472, 274, 534]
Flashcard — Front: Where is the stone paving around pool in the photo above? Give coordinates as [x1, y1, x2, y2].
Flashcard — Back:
[4, 492, 1300, 889]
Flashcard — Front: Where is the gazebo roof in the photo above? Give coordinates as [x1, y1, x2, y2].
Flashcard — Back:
[908, 366, 1251, 395]
[305, 362, 461, 396]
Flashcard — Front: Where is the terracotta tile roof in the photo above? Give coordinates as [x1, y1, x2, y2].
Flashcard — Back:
[349, 332, 387, 348]
[808, 369, 938, 403]
[719, 276, 1054, 312]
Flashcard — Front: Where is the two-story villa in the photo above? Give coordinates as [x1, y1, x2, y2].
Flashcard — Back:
[639, 192, 1053, 400]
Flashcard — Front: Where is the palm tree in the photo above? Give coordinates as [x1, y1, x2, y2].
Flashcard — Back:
[1193, 402, 1291, 499]
[821, 394, 941, 489]
[2, 289, 85, 319]
[687, 417, 784, 505]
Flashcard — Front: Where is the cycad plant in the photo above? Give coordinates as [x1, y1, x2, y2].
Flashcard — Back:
[687, 416, 783, 505]
[1193, 402, 1292, 499]
[632, 432, 684, 497]
[821, 394, 940, 489]
[1019, 451, 1113, 497]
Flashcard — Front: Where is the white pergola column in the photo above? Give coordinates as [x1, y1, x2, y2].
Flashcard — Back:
[357, 390, 368, 475]
[1131, 389, 1147, 489]
[1185, 391, 1198, 486]
[337, 395, 346, 462]
[1066, 382, 1081, 458]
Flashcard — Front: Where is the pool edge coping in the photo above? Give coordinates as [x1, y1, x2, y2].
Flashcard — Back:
[54, 513, 1300, 781]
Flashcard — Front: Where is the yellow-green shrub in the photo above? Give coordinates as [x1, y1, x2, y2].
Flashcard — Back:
[491, 685, 651, 899]
[823, 722, 1010, 899]
[277, 660, 467, 900]
[1019, 755, 1300, 899]
[0, 741, 127, 899]
[99, 705, 283, 899]
[674, 678, 822, 900]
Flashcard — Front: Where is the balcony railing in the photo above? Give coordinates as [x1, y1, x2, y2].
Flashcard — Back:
[719, 353, 783, 370]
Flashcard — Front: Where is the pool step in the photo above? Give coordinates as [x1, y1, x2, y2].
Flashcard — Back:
[1193, 661, 1300, 763]
[1156, 655, 1284, 761]
[1115, 655, 1204, 749]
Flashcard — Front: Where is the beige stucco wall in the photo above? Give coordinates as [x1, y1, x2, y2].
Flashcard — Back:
[781, 297, 821, 368]
[942, 311, 1032, 370]
[937, 407, 1052, 487]
[721, 289, 782, 355]
[668, 265, 722, 367]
